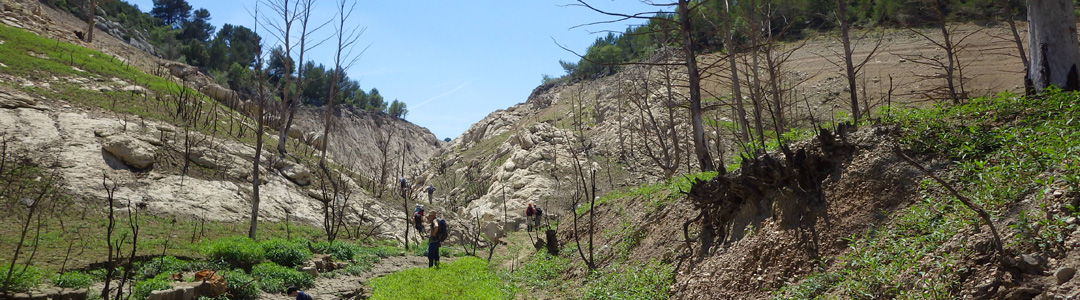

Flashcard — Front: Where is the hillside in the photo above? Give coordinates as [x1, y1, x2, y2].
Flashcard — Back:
[417, 20, 1079, 300]
[0, 0, 438, 275]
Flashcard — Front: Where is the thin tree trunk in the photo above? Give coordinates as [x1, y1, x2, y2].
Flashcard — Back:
[250, 105, 263, 240]
[678, 0, 715, 172]
[837, 0, 860, 121]
[724, 0, 750, 144]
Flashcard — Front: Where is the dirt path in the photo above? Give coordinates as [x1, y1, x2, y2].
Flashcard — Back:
[259, 254, 450, 300]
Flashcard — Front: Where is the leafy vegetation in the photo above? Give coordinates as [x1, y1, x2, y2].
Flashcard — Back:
[582, 259, 673, 300]
[368, 257, 514, 300]
[776, 89, 1080, 298]
[577, 171, 718, 215]
[261, 239, 313, 268]
[51, 271, 94, 289]
[131, 273, 173, 300]
[250, 262, 314, 293]
[201, 236, 265, 268]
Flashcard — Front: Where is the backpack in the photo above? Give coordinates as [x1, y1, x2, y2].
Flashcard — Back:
[434, 219, 449, 243]
[413, 213, 422, 226]
[535, 207, 542, 217]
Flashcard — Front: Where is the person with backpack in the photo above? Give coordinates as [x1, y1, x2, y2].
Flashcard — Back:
[427, 211, 448, 268]
[399, 177, 408, 197]
[413, 204, 425, 235]
[525, 203, 536, 231]
[426, 184, 435, 204]
[533, 206, 543, 231]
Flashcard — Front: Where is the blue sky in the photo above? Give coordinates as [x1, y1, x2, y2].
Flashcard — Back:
[126, 1, 662, 140]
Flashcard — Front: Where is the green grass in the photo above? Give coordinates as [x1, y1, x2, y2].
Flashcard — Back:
[368, 257, 514, 300]
[774, 89, 1080, 299]
[582, 259, 673, 300]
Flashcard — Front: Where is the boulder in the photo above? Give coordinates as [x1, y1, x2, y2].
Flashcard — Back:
[103, 134, 157, 169]
[1056, 267, 1077, 284]
[120, 85, 148, 94]
[274, 159, 312, 186]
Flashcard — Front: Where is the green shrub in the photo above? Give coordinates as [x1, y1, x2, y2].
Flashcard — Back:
[583, 260, 673, 300]
[250, 263, 314, 294]
[131, 274, 173, 300]
[135, 256, 221, 279]
[312, 241, 361, 261]
[261, 239, 312, 267]
[218, 269, 259, 300]
[202, 237, 265, 267]
[368, 257, 514, 300]
[0, 264, 46, 292]
[52, 271, 94, 289]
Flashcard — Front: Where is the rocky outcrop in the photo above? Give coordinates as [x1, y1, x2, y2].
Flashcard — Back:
[0, 87, 45, 110]
[93, 15, 156, 56]
[102, 134, 157, 169]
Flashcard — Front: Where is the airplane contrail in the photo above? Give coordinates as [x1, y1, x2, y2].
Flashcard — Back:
[412, 82, 469, 109]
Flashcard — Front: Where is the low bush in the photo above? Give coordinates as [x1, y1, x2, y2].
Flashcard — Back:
[220, 269, 259, 300]
[261, 239, 312, 267]
[0, 264, 45, 292]
[312, 241, 361, 261]
[250, 263, 314, 294]
[51, 271, 94, 289]
[202, 237, 264, 268]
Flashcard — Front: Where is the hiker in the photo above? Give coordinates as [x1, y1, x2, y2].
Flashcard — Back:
[525, 203, 536, 231]
[399, 177, 407, 197]
[287, 286, 313, 300]
[426, 184, 435, 204]
[533, 205, 543, 231]
[413, 204, 425, 234]
[427, 211, 447, 268]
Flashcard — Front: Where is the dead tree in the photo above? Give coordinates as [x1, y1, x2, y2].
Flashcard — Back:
[247, 2, 272, 240]
[1026, 0, 1080, 92]
[261, 0, 302, 155]
[829, 0, 883, 122]
[319, 0, 367, 167]
[628, 65, 684, 179]
[373, 125, 396, 198]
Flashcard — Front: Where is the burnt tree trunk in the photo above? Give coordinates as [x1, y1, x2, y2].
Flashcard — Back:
[1026, 0, 1080, 92]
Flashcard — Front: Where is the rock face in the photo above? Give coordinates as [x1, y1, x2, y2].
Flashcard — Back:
[0, 103, 401, 233]
[0, 87, 43, 110]
[93, 15, 157, 56]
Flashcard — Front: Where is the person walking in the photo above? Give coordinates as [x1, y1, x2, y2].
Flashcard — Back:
[426, 184, 435, 204]
[427, 211, 447, 268]
[399, 177, 407, 198]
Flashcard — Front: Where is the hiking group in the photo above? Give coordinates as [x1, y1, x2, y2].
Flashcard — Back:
[525, 203, 543, 232]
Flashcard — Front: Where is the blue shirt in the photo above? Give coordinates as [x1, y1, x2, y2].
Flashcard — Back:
[295, 291, 313, 300]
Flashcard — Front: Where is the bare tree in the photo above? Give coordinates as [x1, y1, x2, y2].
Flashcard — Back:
[261, 0, 302, 155]
[373, 125, 396, 198]
[247, 2, 271, 240]
[627, 65, 684, 179]
[1026, 0, 1080, 92]
[319, 0, 367, 167]
[280, 0, 331, 157]
[829, 0, 883, 122]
